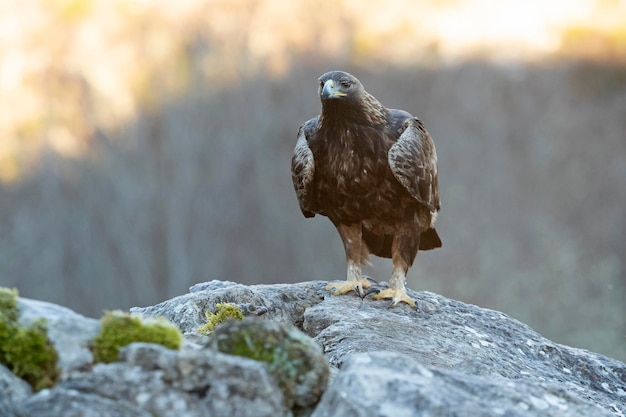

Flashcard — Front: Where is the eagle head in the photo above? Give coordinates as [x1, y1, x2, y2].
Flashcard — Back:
[317, 71, 385, 125]
[318, 71, 364, 103]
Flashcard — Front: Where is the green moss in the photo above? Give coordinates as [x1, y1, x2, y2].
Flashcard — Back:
[4, 319, 60, 391]
[92, 310, 182, 363]
[197, 303, 244, 335]
[0, 287, 60, 391]
[0, 287, 19, 323]
[209, 319, 330, 409]
[0, 288, 19, 365]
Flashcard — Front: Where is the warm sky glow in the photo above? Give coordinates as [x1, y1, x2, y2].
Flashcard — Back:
[427, 0, 589, 57]
[0, 0, 624, 181]
[425, 0, 624, 59]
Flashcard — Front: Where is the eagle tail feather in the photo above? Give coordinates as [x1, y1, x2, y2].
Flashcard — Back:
[362, 229, 393, 259]
[419, 228, 442, 250]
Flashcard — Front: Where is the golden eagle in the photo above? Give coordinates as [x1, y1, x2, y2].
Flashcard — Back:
[291, 70, 441, 307]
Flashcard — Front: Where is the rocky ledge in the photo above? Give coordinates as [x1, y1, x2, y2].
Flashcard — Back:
[2, 280, 625, 417]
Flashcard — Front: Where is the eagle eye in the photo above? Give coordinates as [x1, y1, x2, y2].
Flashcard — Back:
[340, 81, 351, 88]
[319, 80, 325, 88]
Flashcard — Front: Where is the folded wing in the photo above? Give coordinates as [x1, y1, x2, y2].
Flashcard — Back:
[388, 117, 440, 213]
[291, 117, 318, 218]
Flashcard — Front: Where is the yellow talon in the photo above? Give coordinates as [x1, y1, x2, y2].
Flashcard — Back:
[373, 288, 416, 308]
[325, 278, 372, 298]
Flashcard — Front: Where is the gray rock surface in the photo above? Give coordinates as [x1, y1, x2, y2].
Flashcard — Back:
[4, 280, 626, 417]
[130, 279, 327, 332]
[21, 343, 286, 417]
[17, 298, 100, 377]
[138, 280, 625, 416]
[303, 290, 626, 416]
[18, 389, 151, 417]
[312, 351, 614, 417]
[0, 364, 31, 417]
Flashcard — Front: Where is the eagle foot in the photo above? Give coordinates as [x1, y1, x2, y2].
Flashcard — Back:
[373, 288, 416, 308]
[325, 278, 372, 298]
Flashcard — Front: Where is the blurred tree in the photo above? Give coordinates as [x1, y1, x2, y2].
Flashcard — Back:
[0, 0, 624, 362]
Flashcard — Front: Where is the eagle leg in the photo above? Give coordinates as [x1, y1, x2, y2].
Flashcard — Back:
[372, 234, 417, 308]
[324, 223, 372, 298]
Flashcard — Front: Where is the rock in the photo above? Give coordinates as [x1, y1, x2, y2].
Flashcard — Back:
[52, 342, 287, 417]
[0, 364, 32, 417]
[126, 342, 287, 417]
[19, 389, 151, 417]
[5, 280, 626, 417]
[303, 288, 626, 417]
[206, 318, 329, 409]
[0, 364, 32, 402]
[0, 398, 14, 417]
[131, 279, 327, 333]
[312, 351, 614, 417]
[17, 298, 100, 377]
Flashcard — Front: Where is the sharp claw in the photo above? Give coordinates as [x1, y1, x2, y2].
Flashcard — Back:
[388, 298, 415, 309]
[354, 284, 364, 299]
[361, 287, 381, 298]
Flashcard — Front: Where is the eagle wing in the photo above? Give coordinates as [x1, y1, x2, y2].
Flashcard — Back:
[291, 117, 318, 218]
[388, 116, 440, 213]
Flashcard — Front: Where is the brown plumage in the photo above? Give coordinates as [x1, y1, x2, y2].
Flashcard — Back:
[291, 70, 441, 307]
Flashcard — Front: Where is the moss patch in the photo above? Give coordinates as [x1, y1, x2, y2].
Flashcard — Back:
[92, 310, 182, 363]
[198, 303, 244, 335]
[0, 287, 19, 365]
[208, 318, 329, 410]
[0, 287, 60, 391]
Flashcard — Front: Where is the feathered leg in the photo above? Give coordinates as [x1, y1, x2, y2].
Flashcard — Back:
[325, 223, 371, 298]
[373, 234, 417, 307]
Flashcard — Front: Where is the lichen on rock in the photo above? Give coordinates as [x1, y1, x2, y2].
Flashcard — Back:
[207, 317, 330, 410]
[197, 302, 244, 335]
[92, 310, 182, 363]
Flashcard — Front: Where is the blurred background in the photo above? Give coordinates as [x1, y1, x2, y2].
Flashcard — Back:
[0, 0, 625, 361]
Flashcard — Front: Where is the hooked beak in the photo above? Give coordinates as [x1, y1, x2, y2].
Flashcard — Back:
[321, 79, 347, 99]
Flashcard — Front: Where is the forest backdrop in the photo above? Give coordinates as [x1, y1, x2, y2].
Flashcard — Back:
[0, 0, 625, 361]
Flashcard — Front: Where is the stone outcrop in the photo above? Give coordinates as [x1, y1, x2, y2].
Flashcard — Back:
[2, 280, 624, 417]
[14, 340, 308, 417]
